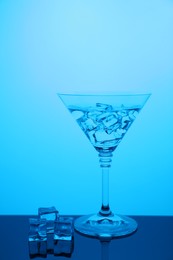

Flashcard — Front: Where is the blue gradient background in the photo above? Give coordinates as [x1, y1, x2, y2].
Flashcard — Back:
[0, 0, 173, 215]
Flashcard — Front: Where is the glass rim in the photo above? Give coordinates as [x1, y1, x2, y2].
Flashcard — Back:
[57, 91, 152, 97]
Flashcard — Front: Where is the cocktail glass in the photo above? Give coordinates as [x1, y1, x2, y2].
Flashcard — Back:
[58, 92, 151, 238]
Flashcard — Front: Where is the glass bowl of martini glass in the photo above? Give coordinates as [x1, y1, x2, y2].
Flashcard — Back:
[58, 92, 151, 239]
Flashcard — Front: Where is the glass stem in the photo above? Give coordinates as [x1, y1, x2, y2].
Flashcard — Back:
[99, 152, 113, 216]
[101, 241, 110, 260]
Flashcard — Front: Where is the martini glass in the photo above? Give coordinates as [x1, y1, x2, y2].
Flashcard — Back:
[58, 92, 150, 238]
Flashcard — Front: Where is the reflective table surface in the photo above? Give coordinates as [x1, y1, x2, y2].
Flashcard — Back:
[0, 215, 173, 260]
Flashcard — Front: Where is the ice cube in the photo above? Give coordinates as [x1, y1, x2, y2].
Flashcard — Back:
[87, 110, 102, 120]
[87, 130, 97, 145]
[29, 239, 47, 258]
[55, 217, 74, 236]
[106, 123, 121, 134]
[117, 109, 127, 117]
[114, 131, 122, 139]
[47, 227, 54, 253]
[121, 116, 130, 128]
[81, 118, 97, 131]
[101, 138, 121, 148]
[29, 218, 47, 239]
[103, 114, 118, 128]
[38, 206, 59, 221]
[96, 112, 112, 122]
[128, 109, 139, 120]
[96, 103, 113, 111]
[54, 239, 74, 256]
[28, 218, 47, 257]
[38, 206, 59, 253]
[54, 217, 74, 256]
[94, 130, 116, 143]
[71, 110, 84, 120]
[116, 128, 126, 137]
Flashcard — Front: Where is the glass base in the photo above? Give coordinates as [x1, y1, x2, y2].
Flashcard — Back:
[74, 213, 137, 239]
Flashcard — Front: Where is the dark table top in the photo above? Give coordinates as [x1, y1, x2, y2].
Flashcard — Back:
[0, 215, 173, 260]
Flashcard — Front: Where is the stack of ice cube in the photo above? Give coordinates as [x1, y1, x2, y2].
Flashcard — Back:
[38, 206, 59, 254]
[28, 207, 74, 258]
[54, 217, 74, 256]
[28, 218, 47, 258]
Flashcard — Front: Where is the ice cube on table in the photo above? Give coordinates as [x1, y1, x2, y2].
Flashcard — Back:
[54, 239, 74, 256]
[54, 217, 74, 238]
[38, 206, 59, 253]
[29, 218, 47, 239]
[54, 217, 74, 256]
[29, 239, 47, 258]
[38, 206, 59, 221]
[47, 228, 54, 253]
[28, 218, 47, 257]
